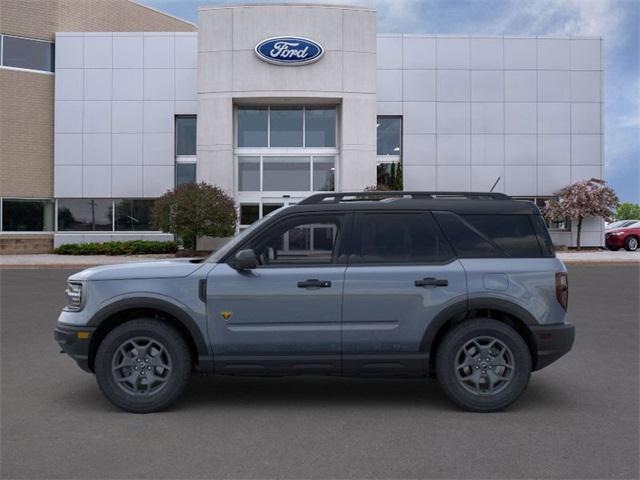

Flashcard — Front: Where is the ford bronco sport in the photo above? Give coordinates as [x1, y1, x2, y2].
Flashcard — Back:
[55, 191, 574, 413]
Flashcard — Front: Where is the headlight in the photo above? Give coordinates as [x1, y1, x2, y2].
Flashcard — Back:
[608, 231, 624, 236]
[65, 282, 84, 311]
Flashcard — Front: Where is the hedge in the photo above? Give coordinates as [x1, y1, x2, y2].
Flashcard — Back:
[54, 240, 178, 256]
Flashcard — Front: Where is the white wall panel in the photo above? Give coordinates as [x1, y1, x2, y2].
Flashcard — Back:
[143, 101, 174, 133]
[113, 69, 143, 100]
[504, 38, 536, 69]
[538, 70, 570, 101]
[55, 35, 84, 69]
[471, 165, 504, 192]
[143, 35, 174, 68]
[437, 103, 470, 134]
[83, 101, 111, 133]
[437, 70, 470, 101]
[55, 101, 83, 133]
[112, 165, 143, 197]
[471, 103, 503, 134]
[112, 134, 143, 165]
[571, 71, 601, 102]
[403, 102, 436, 134]
[55, 69, 83, 100]
[538, 103, 570, 134]
[571, 39, 601, 70]
[402, 36, 436, 69]
[403, 134, 436, 165]
[537, 39, 570, 69]
[112, 101, 143, 133]
[113, 35, 143, 68]
[571, 135, 602, 165]
[55, 134, 83, 165]
[538, 165, 570, 195]
[84, 36, 112, 69]
[538, 135, 570, 165]
[403, 165, 436, 190]
[505, 135, 536, 165]
[83, 165, 111, 197]
[144, 69, 174, 100]
[54, 166, 83, 197]
[471, 70, 503, 101]
[437, 165, 470, 190]
[437, 135, 470, 164]
[470, 38, 503, 69]
[571, 103, 601, 134]
[143, 133, 174, 165]
[377, 36, 403, 69]
[376, 70, 403, 101]
[471, 135, 504, 165]
[505, 71, 537, 101]
[83, 69, 112, 101]
[403, 70, 436, 101]
[436, 38, 470, 69]
[82, 133, 111, 165]
[505, 103, 536, 134]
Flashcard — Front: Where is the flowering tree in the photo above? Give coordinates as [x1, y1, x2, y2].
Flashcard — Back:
[152, 182, 237, 252]
[544, 179, 619, 250]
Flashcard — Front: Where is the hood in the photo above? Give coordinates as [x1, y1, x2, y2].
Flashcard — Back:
[69, 258, 205, 281]
[606, 228, 628, 235]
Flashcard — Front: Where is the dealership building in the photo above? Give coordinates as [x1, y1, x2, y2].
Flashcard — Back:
[0, 1, 605, 252]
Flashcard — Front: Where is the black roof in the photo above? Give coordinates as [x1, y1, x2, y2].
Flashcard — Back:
[282, 191, 541, 215]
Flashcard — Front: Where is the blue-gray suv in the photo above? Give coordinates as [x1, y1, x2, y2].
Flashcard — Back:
[55, 191, 575, 413]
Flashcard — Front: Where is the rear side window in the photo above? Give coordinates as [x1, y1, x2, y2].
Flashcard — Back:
[530, 215, 556, 257]
[462, 215, 542, 257]
[433, 212, 500, 258]
[434, 212, 543, 258]
[353, 212, 454, 264]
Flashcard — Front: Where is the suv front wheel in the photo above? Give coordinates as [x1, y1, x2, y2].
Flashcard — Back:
[95, 319, 192, 413]
[436, 318, 531, 412]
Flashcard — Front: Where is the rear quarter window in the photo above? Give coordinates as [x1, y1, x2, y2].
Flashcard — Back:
[434, 212, 545, 258]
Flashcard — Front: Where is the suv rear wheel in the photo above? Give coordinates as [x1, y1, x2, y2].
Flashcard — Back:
[95, 319, 192, 413]
[436, 318, 531, 412]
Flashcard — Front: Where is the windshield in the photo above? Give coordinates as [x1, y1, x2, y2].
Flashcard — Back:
[607, 220, 637, 229]
[204, 206, 289, 263]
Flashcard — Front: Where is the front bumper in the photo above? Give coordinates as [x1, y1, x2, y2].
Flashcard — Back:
[54, 324, 95, 373]
[530, 322, 575, 371]
[605, 235, 624, 248]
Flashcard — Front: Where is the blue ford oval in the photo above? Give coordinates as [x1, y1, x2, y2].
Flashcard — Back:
[255, 37, 324, 65]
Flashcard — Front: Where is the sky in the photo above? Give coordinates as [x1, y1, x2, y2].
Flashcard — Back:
[140, 0, 639, 203]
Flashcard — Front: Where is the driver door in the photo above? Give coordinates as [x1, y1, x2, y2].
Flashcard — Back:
[206, 212, 349, 374]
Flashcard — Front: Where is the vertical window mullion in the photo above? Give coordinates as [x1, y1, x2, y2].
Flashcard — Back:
[0, 197, 3, 231]
[310, 156, 314, 192]
[259, 155, 264, 192]
[302, 106, 306, 147]
[112, 200, 116, 232]
[267, 106, 271, 148]
[1, 35, 4, 67]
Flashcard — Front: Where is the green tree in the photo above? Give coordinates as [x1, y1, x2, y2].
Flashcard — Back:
[152, 182, 237, 252]
[615, 202, 640, 220]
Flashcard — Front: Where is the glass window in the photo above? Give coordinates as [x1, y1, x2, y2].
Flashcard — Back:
[263, 203, 284, 216]
[240, 204, 259, 225]
[114, 199, 155, 231]
[237, 107, 268, 147]
[462, 215, 542, 258]
[535, 198, 571, 231]
[176, 163, 196, 186]
[434, 211, 500, 258]
[2, 199, 54, 231]
[175, 116, 196, 156]
[250, 215, 341, 265]
[305, 108, 336, 147]
[263, 156, 310, 191]
[57, 199, 111, 231]
[376, 161, 402, 190]
[313, 157, 335, 191]
[354, 213, 453, 264]
[2, 35, 54, 72]
[238, 156, 260, 191]
[531, 215, 556, 258]
[377, 117, 401, 156]
[270, 107, 303, 147]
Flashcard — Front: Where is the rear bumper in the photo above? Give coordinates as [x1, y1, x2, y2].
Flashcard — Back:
[530, 322, 575, 371]
[54, 324, 95, 373]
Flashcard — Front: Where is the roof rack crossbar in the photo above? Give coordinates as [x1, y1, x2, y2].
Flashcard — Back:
[298, 191, 510, 205]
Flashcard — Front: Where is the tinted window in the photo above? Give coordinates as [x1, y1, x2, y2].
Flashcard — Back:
[305, 108, 336, 147]
[2, 35, 54, 72]
[262, 156, 310, 191]
[2, 199, 54, 231]
[175, 116, 196, 155]
[462, 215, 542, 257]
[176, 163, 196, 186]
[237, 107, 268, 147]
[57, 199, 111, 231]
[114, 199, 155, 231]
[354, 213, 453, 264]
[270, 107, 303, 147]
[250, 215, 341, 265]
[530, 215, 556, 257]
[313, 157, 335, 191]
[238, 156, 260, 191]
[377, 117, 401, 156]
[434, 212, 500, 258]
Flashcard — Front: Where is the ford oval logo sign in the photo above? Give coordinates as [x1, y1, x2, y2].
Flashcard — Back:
[255, 37, 324, 66]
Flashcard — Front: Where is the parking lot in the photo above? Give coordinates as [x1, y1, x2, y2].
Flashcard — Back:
[1, 265, 638, 479]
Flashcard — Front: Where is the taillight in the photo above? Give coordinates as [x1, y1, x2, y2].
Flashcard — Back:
[555, 272, 569, 311]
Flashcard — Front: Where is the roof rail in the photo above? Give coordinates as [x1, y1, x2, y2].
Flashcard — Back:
[298, 191, 511, 205]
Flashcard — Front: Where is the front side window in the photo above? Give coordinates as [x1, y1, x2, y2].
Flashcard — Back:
[2, 198, 54, 231]
[1, 35, 54, 72]
[57, 199, 112, 231]
[353, 212, 453, 264]
[249, 215, 342, 266]
[114, 199, 155, 231]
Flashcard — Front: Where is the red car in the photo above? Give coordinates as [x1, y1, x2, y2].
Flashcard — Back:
[605, 222, 640, 251]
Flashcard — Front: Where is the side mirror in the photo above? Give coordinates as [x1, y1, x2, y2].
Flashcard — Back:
[233, 249, 258, 270]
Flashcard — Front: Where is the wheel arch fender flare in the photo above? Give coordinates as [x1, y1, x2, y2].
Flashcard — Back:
[87, 296, 210, 364]
[420, 297, 539, 353]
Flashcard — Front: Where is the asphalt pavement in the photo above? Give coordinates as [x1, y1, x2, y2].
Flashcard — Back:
[1, 265, 638, 479]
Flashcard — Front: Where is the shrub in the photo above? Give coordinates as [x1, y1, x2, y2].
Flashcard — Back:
[54, 240, 177, 256]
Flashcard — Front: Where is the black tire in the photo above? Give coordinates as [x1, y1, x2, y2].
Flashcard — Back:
[436, 318, 531, 412]
[624, 236, 639, 251]
[95, 319, 192, 413]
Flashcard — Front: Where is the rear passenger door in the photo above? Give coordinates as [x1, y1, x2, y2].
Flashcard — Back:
[341, 212, 467, 375]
